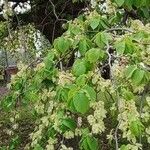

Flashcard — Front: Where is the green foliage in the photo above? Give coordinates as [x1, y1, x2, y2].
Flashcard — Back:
[54, 37, 71, 54]
[73, 92, 90, 114]
[72, 59, 87, 76]
[129, 120, 144, 137]
[85, 48, 104, 63]
[94, 32, 111, 48]
[0, 0, 150, 149]
[80, 135, 99, 150]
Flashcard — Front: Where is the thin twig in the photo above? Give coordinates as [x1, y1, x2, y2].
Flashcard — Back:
[114, 121, 121, 150]
[87, 27, 134, 34]
[106, 43, 112, 79]
[106, 28, 134, 33]
[49, 0, 68, 22]
[52, 20, 57, 42]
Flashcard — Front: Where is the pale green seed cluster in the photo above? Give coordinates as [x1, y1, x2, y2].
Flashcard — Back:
[46, 138, 57, 150]
[119, 143, 142, 150]
[87, 101, 107, 134]
[63, 131, 75, 139]
[58, 71, 75, 86]
[60, 145, 73, 150]
[118, 100, 140, 143]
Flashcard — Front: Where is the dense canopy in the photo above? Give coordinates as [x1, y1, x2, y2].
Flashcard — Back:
[0, 0, 150, 150]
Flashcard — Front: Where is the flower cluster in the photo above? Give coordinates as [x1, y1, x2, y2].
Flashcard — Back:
[118, 100, 140, 143]
[46, 138, 57, 150]
[87, 101, 107, 134]
[58, 71, 75, 86]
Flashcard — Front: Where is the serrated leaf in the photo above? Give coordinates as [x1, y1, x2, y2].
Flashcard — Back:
[82, 128, 90, 136]
[54, 37, 71, 53]
[72, 59, 87, 76]
[87, 136, 99, 150]
[68, 98, 77, 113]
[47, 127, 56, 139]
[56, 87, 69, 102]
[76, 75, 87, 87]
[69, 24, 81, 35]
[99, 18, 109, 29]
[125, 65, 137, 79]
[132, 69, 145, 85]
[62, 118, 77, 131]
[94, 32, 110, 48]
[83, 85, 96, 101]
[90, 17, 100, 30]
[125, 38, 136, 54]
[81, 138, 90, 150]
[120, 145, 128, 150]
[129, 120, 144, 137]
[124, 0, 133, 10]
[68, 84, 78, 100]
[73, 92, 90, 114]
[122, 88, 134, 101]
[115, 40, 125, 55]
[115, 0, 125, 7]
[25, 91, 38, 101]
[85, 48, 100, 63]
[79, 39, 90, 56]
[84, 60, 95, 71]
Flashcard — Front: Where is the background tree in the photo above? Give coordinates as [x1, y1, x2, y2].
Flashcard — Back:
[0, 0, 150, 150]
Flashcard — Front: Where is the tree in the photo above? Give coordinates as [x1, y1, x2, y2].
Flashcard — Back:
[0, 0, 150, 150]
[0, 0, 86, 42]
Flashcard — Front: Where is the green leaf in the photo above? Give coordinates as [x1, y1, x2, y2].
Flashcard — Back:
[56, 87, 69, 102]
[125, 65, 137, 79]
[87, 136, 99, 150]
[25, 91, 38, 101]
[129, 120, 144, 137]
[44, 52, 54, 70]
[115, 40, 125, 55]
[72, 59, 87, 76]
[83, 85, 96, 101]
[99, 18, 109, 29]
[80, 136, 99, 150]
[79, 38, 90, 56]
[69, 24, 81, 35]
[68, 98, 77, 113]
[81, 138, 90, 150]
[141, 7, 150, 18]
[125, 38, 136, 54]
[54, 37, 71, 53]
[122, 88, 134, 101]
[133, 0, 142, 8]
[62, 118, 77, 131]
[115, 0, 125, 7]
[81, 128, 90, 137]
[90, 17, 100, 30]
[132, 69, 145, 85]
[68, 84, 78, 100]
[124, 0, 133, 10]
[47, 127, 56, 139]
[84, 60, 95, 71]
[120, 145, 128, 150]
[73, 92, 90, 114]
[94, 32, 110, 48]
[85, 48, 100, 63]
[76, 75, 87, 87]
